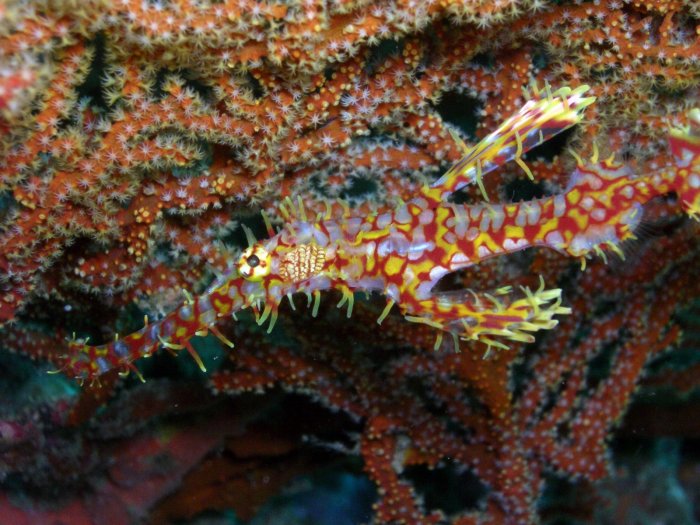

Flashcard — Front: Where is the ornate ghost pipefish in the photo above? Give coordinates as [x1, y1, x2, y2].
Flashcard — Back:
[59, 85, 700, 382]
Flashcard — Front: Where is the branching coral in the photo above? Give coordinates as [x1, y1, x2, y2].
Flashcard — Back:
[0, 1, 698, 524]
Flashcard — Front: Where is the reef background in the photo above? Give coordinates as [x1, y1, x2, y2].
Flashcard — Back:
[0, 1, 699, 523]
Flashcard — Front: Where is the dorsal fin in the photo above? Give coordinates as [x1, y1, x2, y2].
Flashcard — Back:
[668, 108, 700, 220]
[421, 84, 595, 204]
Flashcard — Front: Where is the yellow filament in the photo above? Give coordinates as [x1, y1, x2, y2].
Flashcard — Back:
[296, 195, 307, 222]
[607, 241, 626, 260]
[158, 335, 184, 350]
[451, 332, 461, 353]
[448, 127, 471, 155]
[433, 331, 443, 351]
[266, 310, 279, 334]
[404, 315, 443, 330]
[257, 304, 272, 325]
[185, 341, 207, 373]
[544, 81, 553, 100]
[475, 159, 489, 202]
[516, 157, 535, 180]
[261, 210, 275, 237]
[284, 196, 296, 218]
[210, 325, 235, 348]
[336, 290, 355, 318]
[311, 290, 321, 317]
[590, 142, 599, 163]
[594, 245, 608, 264]
[241, 224, 257, 247]
[127, 363, 146, 383]
[484, 293, 504, 311]
[376, 299, 395, 324]
[514, 129, 524, 159]
[568, 148, 584, 166]
[278, 201, 291, 220]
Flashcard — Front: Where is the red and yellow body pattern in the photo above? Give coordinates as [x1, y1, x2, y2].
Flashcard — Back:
[62, 87, 700, 382]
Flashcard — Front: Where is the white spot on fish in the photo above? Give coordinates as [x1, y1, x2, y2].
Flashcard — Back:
[395, 205, 411, 224]
[114, 340, 129, 358]
[450, 253, 470, 269]
[526, 202, 541, 225]
[591, 208, 606, 221]
[584, 174, 603, 189]
[386, 283, 401, 302]
[345, 218, 363, 236]
[355, 276, 386, 290]
[503, 238, 528, 251]
[477, 245, 491, 258]
[324, 222, 343, 243]
[429, 265, 447, 283]
[480, 212, 491, 232]
[554, 195, 566, 217]
[545, 231, 565, 249]
[581, 196, 595, 210]
[199, 295, 212, 312]
[378, 234, 410, 257]
[376, 213, 392, 228]
[200, 309, 217, 325]
[365, 241, 376, 258]
[416, 281, 434, 300]
[313, 228, 329, 246]
[179, 305, 193, 321]
[418, 209, 434, 225]
[491, 206, 505, 230]
[413, 197, 429, 209]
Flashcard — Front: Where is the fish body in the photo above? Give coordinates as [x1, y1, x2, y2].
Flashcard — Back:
[61, 86, 700, 381]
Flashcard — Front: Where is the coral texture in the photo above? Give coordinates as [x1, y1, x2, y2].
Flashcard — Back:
[0, 1, 699, 524]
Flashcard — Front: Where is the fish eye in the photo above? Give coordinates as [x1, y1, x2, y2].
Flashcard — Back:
[237, 246, 270, 281]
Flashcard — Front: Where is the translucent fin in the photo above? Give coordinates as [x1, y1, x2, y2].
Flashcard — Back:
[422, 84, 595, 203]
[405, 281, 570, 348]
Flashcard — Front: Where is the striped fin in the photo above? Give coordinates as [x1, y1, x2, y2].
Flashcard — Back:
[421, 84, 595, 203]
